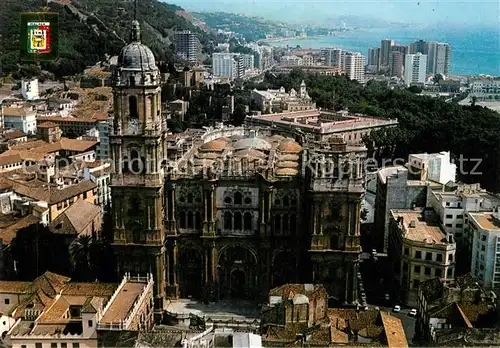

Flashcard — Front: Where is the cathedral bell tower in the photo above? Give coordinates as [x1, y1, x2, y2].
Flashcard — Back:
[109, 18, 167, 311]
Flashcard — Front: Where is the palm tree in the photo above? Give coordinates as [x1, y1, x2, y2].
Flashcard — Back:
[70, 235, 100, 281]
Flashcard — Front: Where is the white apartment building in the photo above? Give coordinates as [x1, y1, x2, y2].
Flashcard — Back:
[389, 209, 456, 306]
[426, 42, 451, 75]
[212, 53, 243, 80]
[280, 55, 303, 66]
[467, 208, 500, 289]
[83, 161, 111, 209]
[380, 39, 395, 67]
[404, 53, 427, 86]
[428, 183, 499, 245]
[302, 55, 314, 66]
[241, 54, 255, 70]
[470, 79, 500, 99]
[407, 151, 456, 185]
[321, 48, 345, 70]
[2, 106, 37, 135]
[344, 52, 365, 83]
[21, 78, 39, 101]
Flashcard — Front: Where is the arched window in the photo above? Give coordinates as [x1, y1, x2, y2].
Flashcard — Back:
[283, 196, 289, 207]
[290, 214, 296, 235]
[282, 213, 289, 233]
[274, 214, 281, 234]
[234, 212, 242, 230]
[234, 192, 242, 205]
[244, 212, 252, 230]
[195, 211, 202, 229]
[179, 211, 186, 228]
[130, 149, 141, 174]
[187, 193, 193, 204]
[224, 212, 232, 230]
[129, 96, 138, 120]
[122, 156, 129, 173]
[187, 211, 194, 229]
[129, 76, 136, 87]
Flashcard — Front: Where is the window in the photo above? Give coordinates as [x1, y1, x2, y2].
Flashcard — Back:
[445, 214, 453, 219]
[482, 235, 487, 241]
[435, 269, 442, 277]
[21, 346, 27, 348]
[414, 265, 421, 274]
[51, 343, 58, 348]
[456, 224, 463, 228]
[234, 212, 242, 230]
[244, 197, 252, 204]
[234, 192, 242, 205]
[424, 267, 431, 275]
[415, 250, 422, 259]
[224, 196, 232, 204]
[4, 298, 9, 305]
[36, 344, 42, 348]
[283, 196, 289, 207]
[404, 248, 409, 256]
[224, 212, 232, 230]
[445, 202, 450, 207]
[187, 193, 193, 204]
[187, 211, 194, 229]
[243, 212, 252, 230]
[457, 215, 464, 219]
[413, 279, 420, 288]
[129, 96, 138, 120]
[73, 344, 80, 348]
[449, 254, 454, 262]
[445, 223, 452, 227]
[447, 268, 453, 277]
[195, 212, 202, 229]
[436, 254, 443, 262]
[83, 192, 88, 199]
[426, 253, 432, 261]
[88, 320, 93, 327]
[61, 344, 67, 348]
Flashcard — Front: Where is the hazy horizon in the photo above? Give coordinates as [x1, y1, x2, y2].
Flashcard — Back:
[167, 0, 500, 28]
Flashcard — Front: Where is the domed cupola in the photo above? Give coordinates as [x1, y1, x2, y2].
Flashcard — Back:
[114, 20, 160, 87]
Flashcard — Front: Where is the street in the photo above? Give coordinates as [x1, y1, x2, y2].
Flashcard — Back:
[359, 252, 417, 345]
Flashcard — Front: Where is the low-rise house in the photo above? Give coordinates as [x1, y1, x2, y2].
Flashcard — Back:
[417, 274, 498, 345]
[83, 161, 111, 208]
[389, 209, 456, 306]
[2, 106, 37, 135]
[49, 199, 101, 237]
[1, 271, 154, 348]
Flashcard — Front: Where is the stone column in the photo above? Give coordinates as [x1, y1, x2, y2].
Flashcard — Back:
[173, 241, 178, 285]
[117, 145, 123, 174]
[204, 248, 209, 284]
[166, 245, 171, 285]
[211, 243, 217, 283]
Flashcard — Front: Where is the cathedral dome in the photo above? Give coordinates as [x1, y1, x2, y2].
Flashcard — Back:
[117, 20, 157, 71]
[118, 43, 157, 70]
[278, 141, 302, 153]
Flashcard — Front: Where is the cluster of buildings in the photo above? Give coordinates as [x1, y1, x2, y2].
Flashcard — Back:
[367, 39, 451, 86]
[211, 43, 274, 81]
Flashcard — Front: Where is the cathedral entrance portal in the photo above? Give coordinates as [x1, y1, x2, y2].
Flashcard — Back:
[230, 269, 246, 297]
[272, 251, 297, 287]
[179, 248, 203, 299]
[217, 246, 257, 299]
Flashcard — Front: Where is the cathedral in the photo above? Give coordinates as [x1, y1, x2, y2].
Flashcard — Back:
[109, 20, 367, 314]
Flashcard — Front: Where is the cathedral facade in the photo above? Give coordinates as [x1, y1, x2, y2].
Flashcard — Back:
[110, 21, 367, 313]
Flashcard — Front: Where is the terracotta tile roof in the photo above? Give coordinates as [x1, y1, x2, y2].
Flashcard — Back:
[59, 138, 98, 152]
[0, 149, 47, 162]
[380, 312, 408, 348]
[61, 282, 117, 296]
[10, 179, 96, 204]
[1, 129, 26, 140]
[0, 214, 40, 244]
[0, 281, 32, 294]
[50, 199, 101, 235]
[2, 107, 34, 117]
[0, 153, 23, 166]
[100, 282, 145, 323]
[37, 122, 59, 128]
[327, 308, 383, 339]
[269, 284, 326, 302]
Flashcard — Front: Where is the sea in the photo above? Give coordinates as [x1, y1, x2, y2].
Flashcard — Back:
[271, 27, 500, 77]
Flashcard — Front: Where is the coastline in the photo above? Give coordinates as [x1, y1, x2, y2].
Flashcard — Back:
[258, 34, 327, 44]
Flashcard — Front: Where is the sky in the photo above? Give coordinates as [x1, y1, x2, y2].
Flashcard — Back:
[168, 0, 500, 28]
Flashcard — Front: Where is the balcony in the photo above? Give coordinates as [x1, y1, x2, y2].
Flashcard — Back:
[111, 173, 162, 187]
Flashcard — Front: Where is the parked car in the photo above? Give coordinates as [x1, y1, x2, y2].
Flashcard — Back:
[393, 305, 401, 313]
[409, 309, 417, 317]
[385, 293, 390, 301]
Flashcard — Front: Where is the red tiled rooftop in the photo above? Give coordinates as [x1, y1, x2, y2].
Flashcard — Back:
[100, 282, 144, 323]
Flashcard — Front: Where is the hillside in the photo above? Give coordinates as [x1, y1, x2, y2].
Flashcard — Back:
[0, 0, 216, 78]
